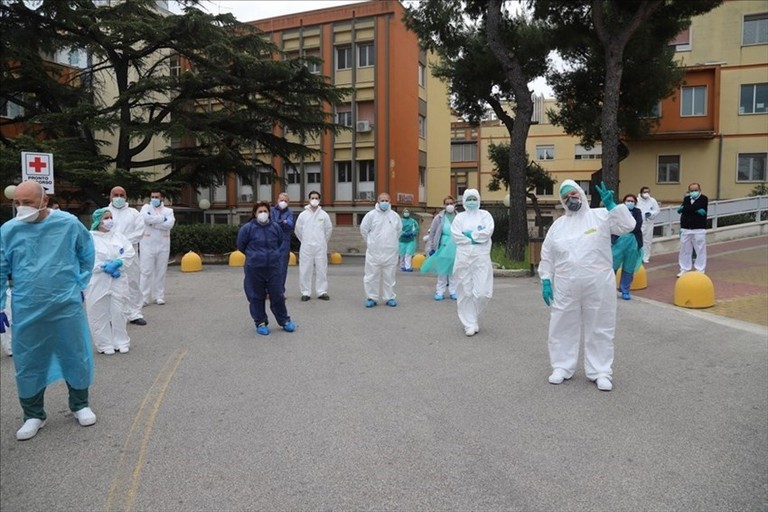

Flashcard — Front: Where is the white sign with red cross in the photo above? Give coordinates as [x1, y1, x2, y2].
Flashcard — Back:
[21, 151, 55, 194]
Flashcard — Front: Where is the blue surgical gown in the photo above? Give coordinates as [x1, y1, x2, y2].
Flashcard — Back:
[0, 210, 95, 398]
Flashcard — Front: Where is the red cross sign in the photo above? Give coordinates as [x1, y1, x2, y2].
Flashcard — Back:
[21, 151, 55, 193]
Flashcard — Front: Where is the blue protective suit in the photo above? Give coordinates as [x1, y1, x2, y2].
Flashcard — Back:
[0, 210, 95, 398]
[237, 218, 290, 327]
[271, 204, 294, 291]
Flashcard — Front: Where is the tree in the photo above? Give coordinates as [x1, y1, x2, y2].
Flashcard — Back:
[487, 142, 556, 238]
[0, 0, 346, 201]
[533, 0, 723, 191]
[404, 0, 551, 261]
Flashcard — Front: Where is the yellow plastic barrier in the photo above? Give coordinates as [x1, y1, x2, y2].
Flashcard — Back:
[615, 265, 647, 290]
[411, 253, 426, 270]
[289, 252, 297, 266]
[180, 251, 202, 272]
[228, 250, 245, 267]
[674, 271, 715, 308]
[330, 252, 342, 265]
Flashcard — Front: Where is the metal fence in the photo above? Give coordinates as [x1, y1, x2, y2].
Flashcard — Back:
[654, 195, 768, 236]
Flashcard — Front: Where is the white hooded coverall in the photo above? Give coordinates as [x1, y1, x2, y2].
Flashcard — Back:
[295, 205, 333, 297]
[360, 203, 402, 302]
[538, 180, 636, 381]
[86, 230, 136, 353]
[450, 189, 495, 333]
[108, 202, 145, 320]
[636, 193, 660, 263]
[139, 203, 175, 304]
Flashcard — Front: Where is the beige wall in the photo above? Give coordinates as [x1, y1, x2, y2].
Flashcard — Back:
[425, 52, 452, 208]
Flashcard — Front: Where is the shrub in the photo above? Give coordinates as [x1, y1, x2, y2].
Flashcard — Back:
[170, 224, 240, 255]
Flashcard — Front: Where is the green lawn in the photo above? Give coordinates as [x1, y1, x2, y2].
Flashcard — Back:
[490, 243, 530, 270]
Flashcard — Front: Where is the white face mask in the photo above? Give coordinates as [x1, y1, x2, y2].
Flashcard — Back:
[111, 197, 126, 209]
[278, 200, 288, 210]
[309, 199, 320, 208]
[102, 219, 114, 230]
[15, 195, 46, 223]
[445, 204, 455, 213]
[641, 192, 649, 199]
[256, 212, 269, 224]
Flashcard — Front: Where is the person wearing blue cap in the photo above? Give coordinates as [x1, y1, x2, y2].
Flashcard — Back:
[0, 181, 97, 440]
[85, 208, 136, 355]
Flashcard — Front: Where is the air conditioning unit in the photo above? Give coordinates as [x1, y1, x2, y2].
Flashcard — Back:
[356, 120, 372, 133]
[356, 191, 375, 201]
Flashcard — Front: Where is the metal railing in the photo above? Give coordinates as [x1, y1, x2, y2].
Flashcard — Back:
[654, 195, 768, 236]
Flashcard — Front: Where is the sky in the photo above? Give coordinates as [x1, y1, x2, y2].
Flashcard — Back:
[175, 0, 553, 96]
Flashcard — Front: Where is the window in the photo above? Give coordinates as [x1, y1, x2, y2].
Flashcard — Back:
[743, 13, 768, 46]
[740, 83, 768, 114]
[336, 161, 352, 182]
[657, 155, 680, 183]
[451, 143, 477, 162]
[358, 160, 375, 182]
[336, 47, 352, 70]
[170, 54, 181, 77]
[259, 171, 272, 185]
[418, 63, 426, 87]
[535, 183, 554, 195]
[576, 181, 592, 197]
[287, 167, 301, 184]
[574, 144, 602, 160]
[0, 100, 24, 118]
[681, 86, 706, 116]
[640, 102, 662, 118]
[358, 43, 374, 67]
[304, 51, 321, 74]
[669, 27, 691, 51]
[418, 115, 426, 138]
[737, 153, 767, 182]
[336, 111, 352, 127]
[536, 145, 555, 160]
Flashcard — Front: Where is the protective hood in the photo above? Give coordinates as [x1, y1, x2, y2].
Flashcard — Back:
[558, 179, 590, 216]
[91, 207, 110, 230]
[462, 188, 481, 208]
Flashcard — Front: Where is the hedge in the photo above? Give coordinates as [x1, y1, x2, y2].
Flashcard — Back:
[170, 224, 240, 256]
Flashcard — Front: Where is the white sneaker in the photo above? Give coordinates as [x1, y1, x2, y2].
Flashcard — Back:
[548, 368, 570, 384]
[676, 270, 687, 277]
[118, 347, 129, 354]
[17, 418, 46, 440]
[464, 327, 477, 337]
[596, 377, 613, 391]
[155, 299, 166, 305]
[73, 407, 97, 426]
[99, 349, 115, 355]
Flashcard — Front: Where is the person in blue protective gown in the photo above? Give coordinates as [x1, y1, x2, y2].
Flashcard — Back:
[237, 201, 296, 336]
[0, 181, 97, 440]
[538, 180, 636, 392]
[612, 194, 644, 300]
[398, 209, 419, 272]
[421, 195, 458, 300]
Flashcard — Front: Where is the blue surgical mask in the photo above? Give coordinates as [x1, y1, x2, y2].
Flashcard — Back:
[625, 202, 635, 210]
[465, 199, 479, 210]
[379, 201, 390, 211]
[689, 191, 700, 199]
[151, 198, 162, 208]
[111, 197, 126, 209]
[565, 196, 581, 212]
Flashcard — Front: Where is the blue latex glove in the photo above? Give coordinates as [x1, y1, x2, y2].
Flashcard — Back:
[462, 230, 473, 240]
[696, 208, 706, 216]
[110, 269, 121, 279]
[595, 181, 616, 211]
[428, 249, 435, 256]
[542, 279, 553, 306]
[102, 259, 124, 275]
[0, 311, 8, 334]
[676, 205, 684, 214]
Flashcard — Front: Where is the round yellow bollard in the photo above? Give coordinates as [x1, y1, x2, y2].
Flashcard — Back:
[674, 271, 715, 308]
[288, 252, 297, 266]
[228, 250, 245, 267]
[411, 253, 426, 270]
[180, 251, 202, 272]
[329, 252, 342, 265]
[616, 265, 648, 291]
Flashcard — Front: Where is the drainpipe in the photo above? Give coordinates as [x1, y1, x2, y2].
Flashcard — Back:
[716, 133, 723, 200]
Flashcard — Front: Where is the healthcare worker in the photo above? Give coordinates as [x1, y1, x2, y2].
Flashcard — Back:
[612, 194, 644, 300]
[539, 180, 636, 392]
[0, 181, 97, 441]
[398, 209, 419, 272]
[360, 192, 402, 308]
[636, 186, 660, 263]
[108, 186, 147, 325]
[237, 201, 296, 335]
[294, 190, 332, 301]
[450, 189, 495, 336]
[422, 195, 458, 300]
[86, 208, 136, 355]
[139, 190, 175, 305]
[271, 192, 294, 293]
[677, 182, 708, 276]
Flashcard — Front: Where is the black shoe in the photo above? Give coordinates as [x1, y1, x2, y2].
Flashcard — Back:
[301, 295, 311, 302]
[318, 294, 330, 301]
[130, 318, 147, 326]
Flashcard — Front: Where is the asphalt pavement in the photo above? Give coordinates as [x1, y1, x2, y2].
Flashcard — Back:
[1, 255, 766, 512]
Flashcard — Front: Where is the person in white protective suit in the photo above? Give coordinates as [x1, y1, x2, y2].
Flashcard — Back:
[139, 191, 175, 305]
[538, 180, 636, 392]
[295, 190, 333, 301]
[360, 192, 402, 308]
[108, 186, 147, 325]
[86, 208, 136, 355]
[450, 189, 495, 337]
[636, 186, 660, 263]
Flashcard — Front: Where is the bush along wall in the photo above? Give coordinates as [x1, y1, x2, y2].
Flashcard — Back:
[170, 224, 240, 256]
